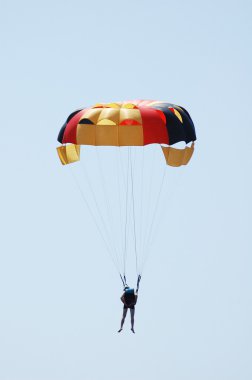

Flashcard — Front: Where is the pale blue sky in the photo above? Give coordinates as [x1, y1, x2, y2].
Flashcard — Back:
[1, 0, 252, 379]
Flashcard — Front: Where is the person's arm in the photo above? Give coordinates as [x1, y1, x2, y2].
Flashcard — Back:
[120, 294, 125, 304]
[134, 294, 138, 305]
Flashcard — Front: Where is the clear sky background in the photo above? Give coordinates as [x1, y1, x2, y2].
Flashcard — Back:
[0, 0, 252, 379]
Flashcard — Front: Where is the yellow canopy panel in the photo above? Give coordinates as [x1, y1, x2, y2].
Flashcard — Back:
[161, 143, 194, 167]
[57, 144, 80, 165]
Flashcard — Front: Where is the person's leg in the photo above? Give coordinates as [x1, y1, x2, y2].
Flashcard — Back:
[130, 308, 135, 333]
[118, 307, 128, 332]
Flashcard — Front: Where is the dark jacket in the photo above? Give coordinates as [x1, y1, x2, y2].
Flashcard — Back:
[121, 290, 138, 307]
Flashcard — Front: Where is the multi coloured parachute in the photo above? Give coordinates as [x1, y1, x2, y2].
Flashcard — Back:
[57, 100, 196, 287]
[57, 100, 196, 167]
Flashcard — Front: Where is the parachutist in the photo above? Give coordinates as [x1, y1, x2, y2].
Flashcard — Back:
[57, 101, 196, 330]
[118, 287, 138, 333]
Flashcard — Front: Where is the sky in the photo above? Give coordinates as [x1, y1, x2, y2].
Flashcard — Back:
[0, 0, 252, 379]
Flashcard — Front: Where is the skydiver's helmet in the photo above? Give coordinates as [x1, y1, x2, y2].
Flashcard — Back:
[124, 287, 134, 294]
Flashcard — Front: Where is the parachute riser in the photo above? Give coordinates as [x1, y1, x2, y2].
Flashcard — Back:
[120, 274, 128, 289]
[120, 274, 141, 292]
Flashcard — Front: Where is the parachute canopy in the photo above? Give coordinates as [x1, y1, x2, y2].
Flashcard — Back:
[57, 100, 196, 167]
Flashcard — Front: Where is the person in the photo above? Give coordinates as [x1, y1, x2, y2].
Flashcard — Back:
[118, 286, 138, 333]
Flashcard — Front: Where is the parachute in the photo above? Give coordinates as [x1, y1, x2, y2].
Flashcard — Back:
[56, 100, 196, 287]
